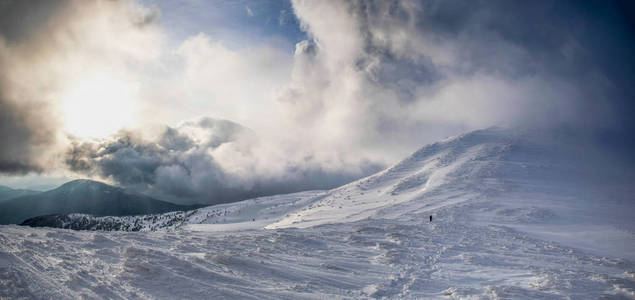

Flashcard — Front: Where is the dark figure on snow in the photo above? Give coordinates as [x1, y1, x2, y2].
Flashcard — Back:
[429, 215, 432, 222]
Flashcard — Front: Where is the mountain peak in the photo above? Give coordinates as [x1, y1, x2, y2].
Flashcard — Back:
[62, 178, 107, 185]
[0, 179, 192, 224]
[56, 179, 118, 191]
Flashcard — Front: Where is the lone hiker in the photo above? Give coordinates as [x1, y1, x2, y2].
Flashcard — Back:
[429, 215, 432, 222]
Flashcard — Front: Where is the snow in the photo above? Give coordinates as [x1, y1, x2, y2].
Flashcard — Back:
[182, 190, 326, 232]
[2, 127, 634, 299]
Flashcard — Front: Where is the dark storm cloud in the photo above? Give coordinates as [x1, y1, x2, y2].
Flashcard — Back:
[0, 0, 65, 174]
[451, 0, 635, 128]
[434, 0, 635, 144]
[286, 0, 635, 160]
[0, 91, 53, 174]
[66, 118, 381, 204]
[352, 0, 634, 81]
[0, 0, 64, 44]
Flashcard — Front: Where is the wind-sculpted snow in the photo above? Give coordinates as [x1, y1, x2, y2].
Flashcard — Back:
[1, 204, 633, 298]
[2, 127, 634, 298]
[267, 128, 513, 229]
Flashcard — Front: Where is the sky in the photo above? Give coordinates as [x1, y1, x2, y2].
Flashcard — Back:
[0, 0, 634, 204]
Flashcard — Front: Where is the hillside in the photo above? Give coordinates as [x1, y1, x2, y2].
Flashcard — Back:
[0, 186, 40, 203]
[265, 127, 635, 259]
[0, 179, 197, 224]
[1, 127, 634, 298]
[33, 128, 635, 259]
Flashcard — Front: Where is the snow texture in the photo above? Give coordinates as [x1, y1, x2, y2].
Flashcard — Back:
[2, 127, 634, 299]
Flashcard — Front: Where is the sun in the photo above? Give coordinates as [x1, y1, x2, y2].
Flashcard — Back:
[61, 74, 138, 138]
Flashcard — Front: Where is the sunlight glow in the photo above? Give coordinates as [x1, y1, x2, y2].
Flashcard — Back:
[61, 74, 137, 138]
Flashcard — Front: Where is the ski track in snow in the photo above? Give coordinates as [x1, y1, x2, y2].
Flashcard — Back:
[1, 127, 634, 299]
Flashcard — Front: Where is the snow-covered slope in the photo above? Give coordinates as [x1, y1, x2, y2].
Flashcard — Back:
[21, 190, 325, 232]
[2, 127, 634, 299]
[264, 127, 635, 259]
[267, 128, 512, 229]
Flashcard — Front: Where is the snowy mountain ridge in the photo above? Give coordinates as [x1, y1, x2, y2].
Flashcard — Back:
[22, 127, 635, 257]
[5, 127, 634, 299]
[21, 126, 635, 260]
[267, 127, 514, 229]
[22, 127, 514, 232]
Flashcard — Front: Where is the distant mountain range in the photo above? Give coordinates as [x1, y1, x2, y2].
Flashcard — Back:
[0, 179, 200, 224]
[0, 186, 40, 203]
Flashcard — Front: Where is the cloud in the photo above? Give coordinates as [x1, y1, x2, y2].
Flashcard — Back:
[0, 84, 56, 173]
[0, 1, 64, 173]
[1, 0, 375, 203]
[3, 0, 634, 204]
[0, 0, 163, 174]
[281, 0, 635, 161]
[66, 117, 381, 204]
[164, 33, 292, 125]
[245, 6, 254, 17]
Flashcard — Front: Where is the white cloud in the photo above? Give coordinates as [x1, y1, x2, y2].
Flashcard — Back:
[0, 0, 164, 172]
[278, 0, 620, 163]
[245, 6, 254, 17]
